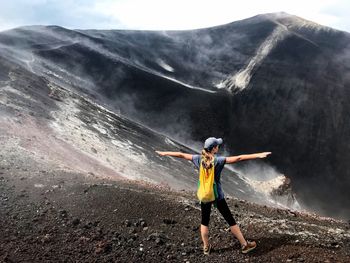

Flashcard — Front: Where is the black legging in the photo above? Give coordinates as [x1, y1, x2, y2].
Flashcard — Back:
[201, 198, 237, 227]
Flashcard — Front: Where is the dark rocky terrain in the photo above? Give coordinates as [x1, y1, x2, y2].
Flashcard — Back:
[1, 145, 349, 262]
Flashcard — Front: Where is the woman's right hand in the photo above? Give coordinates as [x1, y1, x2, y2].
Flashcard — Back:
[155, 151, 167, 156]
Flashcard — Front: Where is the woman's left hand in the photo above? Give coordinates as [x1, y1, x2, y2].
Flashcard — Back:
[257, 152, 272, 158]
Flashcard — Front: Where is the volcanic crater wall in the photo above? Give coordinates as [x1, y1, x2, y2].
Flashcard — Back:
[1, 13, 350, 218]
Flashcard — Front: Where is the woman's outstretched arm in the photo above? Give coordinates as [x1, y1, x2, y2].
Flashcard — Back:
[155, 151, 193, 160]
[226, 152, 271, 164]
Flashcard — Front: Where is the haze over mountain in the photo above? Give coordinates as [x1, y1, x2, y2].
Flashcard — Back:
[1, 12, 350, 219]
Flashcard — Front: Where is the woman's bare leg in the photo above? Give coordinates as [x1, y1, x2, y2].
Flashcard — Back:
[200, 224, 209, 247]
[215, 199, 247, 246]
[230, 225, 247, 246]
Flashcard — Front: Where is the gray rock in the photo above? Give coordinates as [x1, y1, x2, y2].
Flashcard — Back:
[163, 219, 177, 225]
[91, 147, 97, 154]
[72, 218, 80, 226]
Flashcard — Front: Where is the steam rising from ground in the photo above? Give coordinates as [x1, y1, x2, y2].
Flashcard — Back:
[224, 161, 301, 210]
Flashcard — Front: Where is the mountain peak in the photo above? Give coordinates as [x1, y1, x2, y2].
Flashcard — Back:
[258, 12, 334, 32]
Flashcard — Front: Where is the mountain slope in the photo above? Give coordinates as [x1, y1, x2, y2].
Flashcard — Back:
[0, 53, 278, 208]
[1, 12, 350, 218]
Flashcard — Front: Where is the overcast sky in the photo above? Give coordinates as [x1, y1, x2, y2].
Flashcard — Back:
[0, 0, 349, 32]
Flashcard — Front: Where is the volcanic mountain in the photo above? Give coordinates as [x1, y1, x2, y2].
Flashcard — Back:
[1, 12, 350, 219]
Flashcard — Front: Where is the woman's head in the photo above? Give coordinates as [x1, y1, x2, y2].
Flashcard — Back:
[203, 137, 223, 153]
[201, 137, 223, 169]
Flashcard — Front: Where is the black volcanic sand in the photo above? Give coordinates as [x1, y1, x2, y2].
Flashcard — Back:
[1, 156, 349, 262]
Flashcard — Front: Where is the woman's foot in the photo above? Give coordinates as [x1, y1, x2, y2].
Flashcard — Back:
[241, 241, 256, 254]
[203, 243, 211, 255]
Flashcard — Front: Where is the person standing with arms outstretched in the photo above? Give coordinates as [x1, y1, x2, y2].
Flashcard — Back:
[156, 137, 271, 255]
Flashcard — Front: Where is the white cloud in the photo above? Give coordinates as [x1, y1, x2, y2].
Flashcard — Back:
[0, 0, 349, 32]
[92, 0, 350, 32]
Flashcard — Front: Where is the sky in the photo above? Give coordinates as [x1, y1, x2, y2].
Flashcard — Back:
[0, 0, 349, 33]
